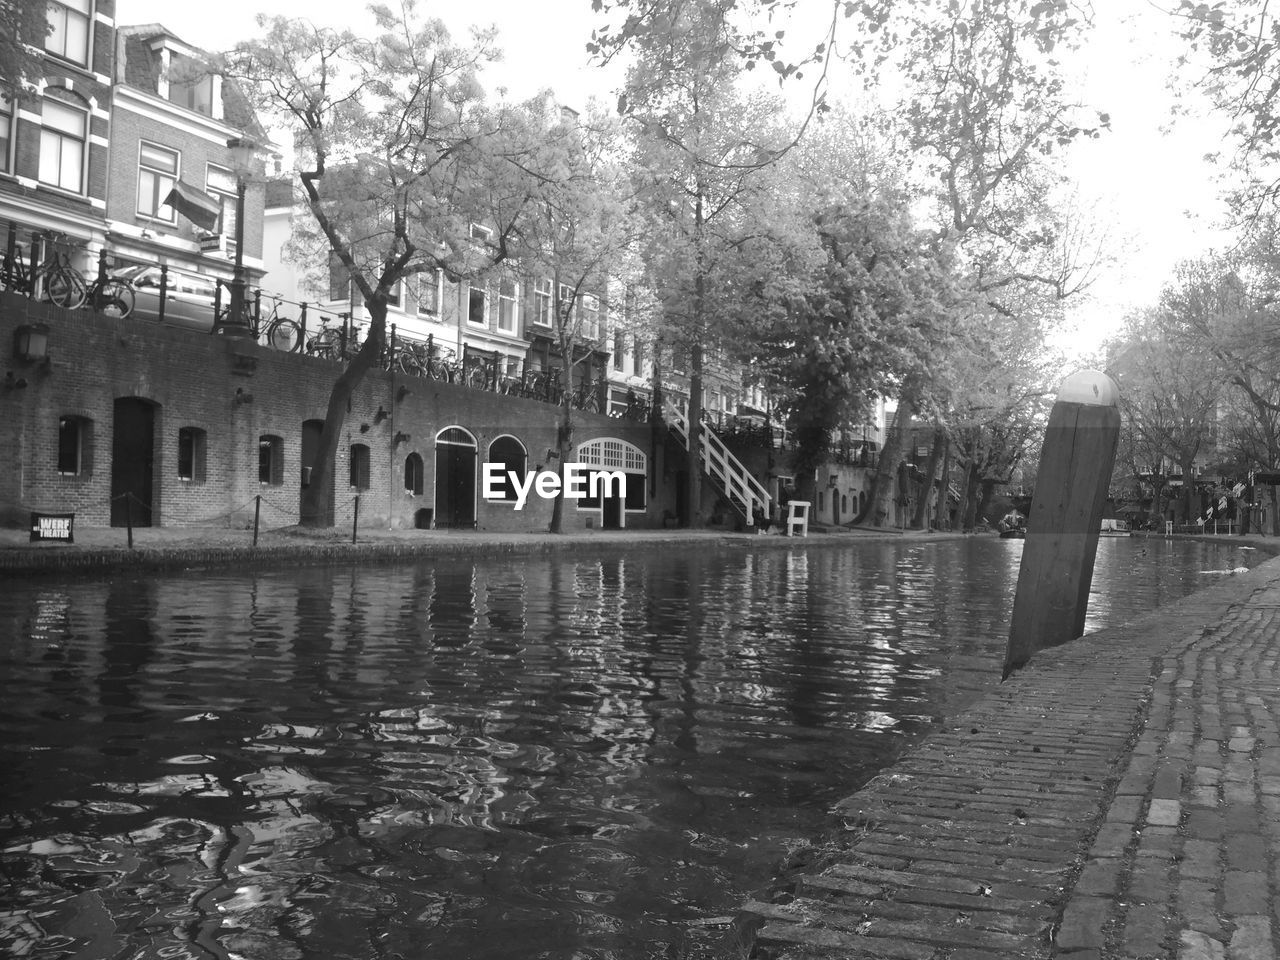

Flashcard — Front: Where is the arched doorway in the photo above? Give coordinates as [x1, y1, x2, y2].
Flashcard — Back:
[434, 427, 477, 528]
[110, 397, 157, 527]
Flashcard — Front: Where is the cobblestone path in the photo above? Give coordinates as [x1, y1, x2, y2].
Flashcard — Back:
[742, 564, 1279, 959]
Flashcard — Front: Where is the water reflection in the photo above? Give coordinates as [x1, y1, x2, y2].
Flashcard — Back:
[0, 537, 1265, 958]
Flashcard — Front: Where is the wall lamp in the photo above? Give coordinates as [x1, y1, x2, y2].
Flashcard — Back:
[13, 323, 50, 366]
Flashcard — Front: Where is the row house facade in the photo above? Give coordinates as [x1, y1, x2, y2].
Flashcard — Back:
[1, 0, 115, 269]
[1, 5, 268, 315]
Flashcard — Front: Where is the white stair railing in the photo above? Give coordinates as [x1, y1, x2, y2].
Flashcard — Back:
[665, 401, 772, 523]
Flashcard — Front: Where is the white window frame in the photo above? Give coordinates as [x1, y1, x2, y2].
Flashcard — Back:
[137, 141, 179, 223]
[497, 276, 518, 332]
[167, 52, 214, 115]
[38, 99, 87, 194]
[580, 293, 600, 340]
[558, 282, 575, 328]
[205, 163, 237, 237]
[0, 89, 13, 175]
[46, 0, 91, 67]
[469, 222, 493, 244]
[533, 277, 553, 327]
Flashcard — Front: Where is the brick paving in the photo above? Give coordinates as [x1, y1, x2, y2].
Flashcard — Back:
[742, 556, 1280, 959]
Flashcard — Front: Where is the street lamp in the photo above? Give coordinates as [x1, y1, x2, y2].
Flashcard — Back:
[214, 136, 257, 338]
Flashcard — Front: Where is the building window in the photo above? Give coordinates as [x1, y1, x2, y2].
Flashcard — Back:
[487, 435, 527, 502]
[468, 284, 487, 326]
[38, 98, 87, 193]
[469, 222, 493, 244]
[177, 427, 207, 483]
[558, 283, 575, 327]
[404, 452, 424, 495]
[206, 164, 237, 237]
[387, 280, 403, 311]
[497, 277, 517, 332]
[414, 269, 441, 315]
[46, 0, 90, 67]
[580, 294, 600, 340]
[534, 277, 553, 327]
[57, 416, 92, 476]
[168, 54, 214, 115]
[328, 253, 351, 302]
[633, 336, 644, 375]
[137, 142, 179, 222]
[0, 89, 13, 175]
[349, 443, 371, 490]
[613, 331, 625, 371]
[258, 435, 284, 486]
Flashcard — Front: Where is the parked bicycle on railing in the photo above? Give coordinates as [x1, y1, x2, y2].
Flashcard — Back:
[254, 293, 305, 352]
[0, 231, 88, 309]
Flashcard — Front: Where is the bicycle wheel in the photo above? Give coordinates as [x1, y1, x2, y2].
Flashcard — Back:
[399, 349, 427, 377]
[463, 365, 487, 390]
[46, 267, 87, 309]
[265, 318, 304, 352]
[307, 329, 342, 360]
[94, 279, 134, 319]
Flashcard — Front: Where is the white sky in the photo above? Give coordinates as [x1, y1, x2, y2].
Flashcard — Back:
[115, 0, 1237, 358]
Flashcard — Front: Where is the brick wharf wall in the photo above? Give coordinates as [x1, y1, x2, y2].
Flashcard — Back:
[0, 293, 670, 531]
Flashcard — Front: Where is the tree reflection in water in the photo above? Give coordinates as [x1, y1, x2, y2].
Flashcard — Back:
[0, 537, 1263, 958]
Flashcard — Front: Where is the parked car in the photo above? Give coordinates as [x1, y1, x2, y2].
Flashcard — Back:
[110, 264, 219, 333]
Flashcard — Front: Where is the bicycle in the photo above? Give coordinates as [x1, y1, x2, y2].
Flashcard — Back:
[255, 294, 304, 352]
[569, 378, 602, 413]
[85, 272, 135, 319]
[0, 232, 88, 309]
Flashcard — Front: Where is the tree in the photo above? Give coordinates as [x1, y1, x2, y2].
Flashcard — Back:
[0, 1, 52, 93]
[516, 103, 643, 533]
[222, 3, 541, 526]
[1107, 307, 1224, 522]
[849, 0, 1109, 528]
[621, 0, 803, 526]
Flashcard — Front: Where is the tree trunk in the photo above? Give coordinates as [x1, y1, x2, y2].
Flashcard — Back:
[962, 463, 980, 531]
[934, 441, 951, 530]
[953, 457, 972, 532]
[548, 396, 574, 534]
[868, 403, 907, 527]
[1181, 455, 1197, 522]
[686, 338, 704, 528]
[911, 427, 945, 530]
[975, 477, 998, 527]
[299, 308, 385, 527]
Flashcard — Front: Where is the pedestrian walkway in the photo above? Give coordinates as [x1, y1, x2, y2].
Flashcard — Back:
[741, 557, 1280, 959]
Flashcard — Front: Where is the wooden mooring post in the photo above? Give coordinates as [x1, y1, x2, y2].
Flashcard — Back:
[1004, 370, 1121, 679]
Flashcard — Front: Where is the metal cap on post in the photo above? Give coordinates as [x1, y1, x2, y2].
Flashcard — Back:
[1004, 369, 1122, 679]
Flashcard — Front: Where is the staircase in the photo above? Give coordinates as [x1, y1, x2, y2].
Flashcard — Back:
[664, 401, 772, 524]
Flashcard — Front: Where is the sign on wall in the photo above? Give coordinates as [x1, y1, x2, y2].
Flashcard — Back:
[30, 512, 74, 543]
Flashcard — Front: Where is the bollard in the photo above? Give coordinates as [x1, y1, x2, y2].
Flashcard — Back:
[352, 495, 359, 544]
[253, 494, 261, 548]
[125, 494, 134, 550]
[1004, 370, 1121, 679]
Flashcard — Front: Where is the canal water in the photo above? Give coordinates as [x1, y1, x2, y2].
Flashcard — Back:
[0, 536, 1266, 959]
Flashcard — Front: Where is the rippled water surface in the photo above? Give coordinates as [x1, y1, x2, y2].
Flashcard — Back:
[0, 536, 1266, 958]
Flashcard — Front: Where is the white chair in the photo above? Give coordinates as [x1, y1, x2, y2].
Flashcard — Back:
[786, 500, 810, 537]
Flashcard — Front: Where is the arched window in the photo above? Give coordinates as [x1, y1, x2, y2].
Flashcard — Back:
[349, 443, 371, 490]
[258, 435, 284, 486]
[486, 435, 527, 502]
[404, 452, 424, 495]
[575, 438, 647, 510]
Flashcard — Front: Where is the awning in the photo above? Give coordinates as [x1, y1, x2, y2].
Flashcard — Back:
[164, 181, 221, 232]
